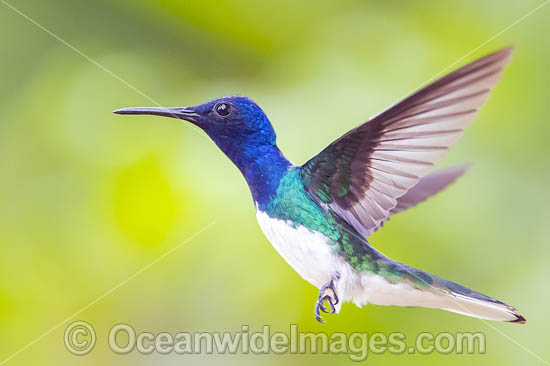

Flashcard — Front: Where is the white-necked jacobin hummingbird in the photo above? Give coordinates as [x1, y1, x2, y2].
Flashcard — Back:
[114, 47, 525, 324]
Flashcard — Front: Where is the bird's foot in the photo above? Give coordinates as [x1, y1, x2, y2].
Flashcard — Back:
[314, 276, 340, 323]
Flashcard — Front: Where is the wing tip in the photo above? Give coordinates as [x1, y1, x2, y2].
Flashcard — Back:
[495, 44, 515, 54]
[500, 44, 516, 55]
[441, 163, 470, 176]
[426, 163, 470, 184]
[485, 45, 515, 66]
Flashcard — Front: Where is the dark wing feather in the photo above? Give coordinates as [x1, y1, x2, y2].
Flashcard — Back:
[300, 47, 513, 237]
[390, 165, 467, 215]
[373, 165, 468, 232]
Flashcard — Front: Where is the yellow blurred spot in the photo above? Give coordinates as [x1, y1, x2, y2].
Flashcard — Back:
[113, 157, 180, 246]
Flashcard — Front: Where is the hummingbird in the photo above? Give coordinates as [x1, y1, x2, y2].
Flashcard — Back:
[114, 47, 525, 324]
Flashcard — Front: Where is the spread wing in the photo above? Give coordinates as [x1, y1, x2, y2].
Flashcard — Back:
[300, 47, 513, 237]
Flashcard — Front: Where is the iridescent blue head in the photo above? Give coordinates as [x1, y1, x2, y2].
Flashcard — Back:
[114, 95, 291, 205]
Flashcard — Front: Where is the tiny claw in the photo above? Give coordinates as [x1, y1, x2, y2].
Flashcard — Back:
[322, 295, 336, 314]
[314, 276, 340, 323]
[315, 313, 326, 323]
[314, 299, 326, 323]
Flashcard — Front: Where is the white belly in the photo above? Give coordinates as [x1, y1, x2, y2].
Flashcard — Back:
[256, 212, 500, 319]
[255, 210, 432, 311]
[256, 210, 361, 306]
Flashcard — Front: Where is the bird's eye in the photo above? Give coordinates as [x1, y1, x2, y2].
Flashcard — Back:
[214, 102, 232, 117]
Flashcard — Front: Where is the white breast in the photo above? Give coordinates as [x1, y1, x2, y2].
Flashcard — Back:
[256, 210, 361, 308]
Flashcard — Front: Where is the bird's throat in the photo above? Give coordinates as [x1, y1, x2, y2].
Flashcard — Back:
[231, 142, 292, 207]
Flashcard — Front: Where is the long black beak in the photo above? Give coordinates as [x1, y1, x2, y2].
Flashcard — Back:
[113, 106, 200, 122]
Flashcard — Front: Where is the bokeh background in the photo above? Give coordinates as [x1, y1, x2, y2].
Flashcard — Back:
[0, 0, 549, 365]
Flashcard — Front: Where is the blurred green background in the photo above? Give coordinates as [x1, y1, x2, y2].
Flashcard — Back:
[0, 0, 549, 364]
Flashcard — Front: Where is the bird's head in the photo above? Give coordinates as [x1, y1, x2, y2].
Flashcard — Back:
[114, 95, 278, 168]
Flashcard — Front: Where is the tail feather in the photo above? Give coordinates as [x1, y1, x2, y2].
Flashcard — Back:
[358, 266, 525, 323]
[439, 292, 525, 323]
